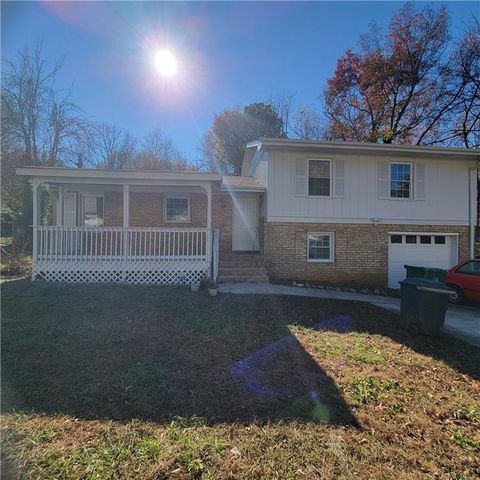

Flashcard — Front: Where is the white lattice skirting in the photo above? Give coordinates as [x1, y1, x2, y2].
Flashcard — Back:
[33, 260, 210, 285]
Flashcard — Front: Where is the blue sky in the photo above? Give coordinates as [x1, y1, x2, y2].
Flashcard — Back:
[2, 1, 478, 162]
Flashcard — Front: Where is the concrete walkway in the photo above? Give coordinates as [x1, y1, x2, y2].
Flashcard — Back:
[219, 283, 480, 347]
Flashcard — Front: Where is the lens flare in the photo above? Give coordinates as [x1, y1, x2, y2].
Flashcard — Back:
[155, 50, 177, 77]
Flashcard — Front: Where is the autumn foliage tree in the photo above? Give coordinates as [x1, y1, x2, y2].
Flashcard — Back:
[324, 3, 479, 148]
[202, 102, 283, 175]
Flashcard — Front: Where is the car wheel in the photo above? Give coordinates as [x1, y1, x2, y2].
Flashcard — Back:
[447, 285, 464, 305]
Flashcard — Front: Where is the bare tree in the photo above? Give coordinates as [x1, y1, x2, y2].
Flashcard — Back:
[268, 91, 295, 137]
[1, 44, 92, 166]
[93, 123, 137, 169]
[134, 128, 190, 171]
[292, 105, 324, 140]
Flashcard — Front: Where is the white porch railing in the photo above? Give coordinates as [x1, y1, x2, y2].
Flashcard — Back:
[33, 226, 212, 285]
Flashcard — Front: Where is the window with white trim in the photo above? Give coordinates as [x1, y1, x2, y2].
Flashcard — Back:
[308, 159, 331, 196]
[307, 233, 334, 262]
[390, 163, 412, 199]
[165, 196, 190, 223]
[82, 195, 104, 226]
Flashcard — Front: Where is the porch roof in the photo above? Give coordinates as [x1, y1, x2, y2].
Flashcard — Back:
[221, 176, 265, 192]
[16, 166, 266, 192]
[16, 166, 222, 185]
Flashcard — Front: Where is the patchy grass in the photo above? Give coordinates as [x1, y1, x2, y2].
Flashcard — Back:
[1, 279, 480, 479]
[348, 377, 398, 404]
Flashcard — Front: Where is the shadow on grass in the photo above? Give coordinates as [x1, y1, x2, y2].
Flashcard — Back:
[2, 280, 359, 426]
[314, 312, 480, 381]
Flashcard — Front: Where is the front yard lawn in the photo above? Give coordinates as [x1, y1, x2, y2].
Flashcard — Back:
[1, 280, 479, 479]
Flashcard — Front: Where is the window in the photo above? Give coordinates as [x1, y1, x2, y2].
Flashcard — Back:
[405, 235, 417, 244]
[390, 163, 412, 199]
[308, 160, 331, 196]
[390, 235, 402, 244]
[420, 235, 432, 244]
[307, 233, 334, 262]
[434, 236, 446, 245]
[82, 195, 103, 226]
[457, 261, 480, 276]
[165, 196, 190, 223]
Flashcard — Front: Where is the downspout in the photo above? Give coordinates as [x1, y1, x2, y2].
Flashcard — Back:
[469, 168, 477, 258]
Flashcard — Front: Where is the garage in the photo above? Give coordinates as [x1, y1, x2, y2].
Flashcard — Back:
[388, 233, 459, 289]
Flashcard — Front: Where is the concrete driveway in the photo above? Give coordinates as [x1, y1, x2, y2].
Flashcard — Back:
[219, 283, 480, 347]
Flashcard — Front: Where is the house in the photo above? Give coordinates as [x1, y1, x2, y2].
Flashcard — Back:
[16, 139, 478, 289]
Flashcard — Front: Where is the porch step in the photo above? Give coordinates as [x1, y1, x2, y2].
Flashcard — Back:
[217, 253, 269, 283]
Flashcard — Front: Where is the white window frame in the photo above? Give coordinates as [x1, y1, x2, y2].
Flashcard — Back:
[81, 194, 104, 227]
[307, 158, 333, 198]
[164, 195, 191, 224]
[389, 161, 413, 200]
[306, 232, 335, 263]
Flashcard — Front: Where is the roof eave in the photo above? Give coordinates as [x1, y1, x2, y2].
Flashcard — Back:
[254, 138, 480, 161]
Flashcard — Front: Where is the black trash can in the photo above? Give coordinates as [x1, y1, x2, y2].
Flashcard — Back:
[404, 265, 446, 282]
[399, 278, 455, 336]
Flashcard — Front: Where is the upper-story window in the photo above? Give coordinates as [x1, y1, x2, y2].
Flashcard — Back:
[165, 196, 190, 223]
[390, 163, 412, 199]
[308, 159, 331, 196]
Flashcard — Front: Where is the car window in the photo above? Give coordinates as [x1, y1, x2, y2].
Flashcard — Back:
[456, 261, 480, 276]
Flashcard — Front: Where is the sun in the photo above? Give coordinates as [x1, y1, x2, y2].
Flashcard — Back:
[155, 50, 177, 77]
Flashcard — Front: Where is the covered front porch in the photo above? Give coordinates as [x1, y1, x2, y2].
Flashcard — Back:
[19, 167, 222, 285]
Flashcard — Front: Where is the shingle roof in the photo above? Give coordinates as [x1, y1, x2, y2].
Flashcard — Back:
[221, 176, 265, 191]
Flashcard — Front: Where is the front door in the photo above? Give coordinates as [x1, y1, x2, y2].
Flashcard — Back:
[232, 197, 259, 251]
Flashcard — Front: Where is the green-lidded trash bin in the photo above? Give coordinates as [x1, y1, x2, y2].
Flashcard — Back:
[404, 265, 447, 282]
[399, 278, 455, 336]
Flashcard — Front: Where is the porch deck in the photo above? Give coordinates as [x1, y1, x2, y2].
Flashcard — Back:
[33, 226, 217, 285]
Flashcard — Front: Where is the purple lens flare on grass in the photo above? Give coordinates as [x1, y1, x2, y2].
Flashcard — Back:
[230, 315, 353, 400]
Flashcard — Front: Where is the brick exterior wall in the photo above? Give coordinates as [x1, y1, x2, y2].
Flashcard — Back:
[212, 193, 233, 257]
[263, 221, 469, 287]
[104, 192, 208, 228]
[103, 191, 234, 256]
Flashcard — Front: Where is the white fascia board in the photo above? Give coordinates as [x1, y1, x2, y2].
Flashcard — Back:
[256, 138, 480, 161]
[15, 166, 221, 182]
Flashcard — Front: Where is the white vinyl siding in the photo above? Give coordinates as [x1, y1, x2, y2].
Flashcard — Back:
[333, 159, 345, 197]
[267, 151, 471, 224]
[294, 158, 307, 196]
[414, 163, 426, 200]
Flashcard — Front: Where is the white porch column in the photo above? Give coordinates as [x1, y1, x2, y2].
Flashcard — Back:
[58, 185, 64, 226]
[123, 184, 130, 227]
[123, 184, 130, 262]
[31, 181, 41, 279]
[206, 183, 212, 230]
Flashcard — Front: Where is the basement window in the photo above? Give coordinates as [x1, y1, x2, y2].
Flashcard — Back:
[307, 233, 334, 263]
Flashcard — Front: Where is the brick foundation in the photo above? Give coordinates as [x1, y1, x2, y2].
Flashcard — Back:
[263, 221, 469, 288]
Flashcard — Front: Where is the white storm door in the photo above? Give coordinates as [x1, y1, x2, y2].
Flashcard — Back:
[232, 197, 259, 251]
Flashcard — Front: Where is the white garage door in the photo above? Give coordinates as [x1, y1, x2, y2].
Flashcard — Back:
[388, 233, 458, 289]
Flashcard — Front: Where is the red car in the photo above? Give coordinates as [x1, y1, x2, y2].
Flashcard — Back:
[444, 259, 480, 304]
